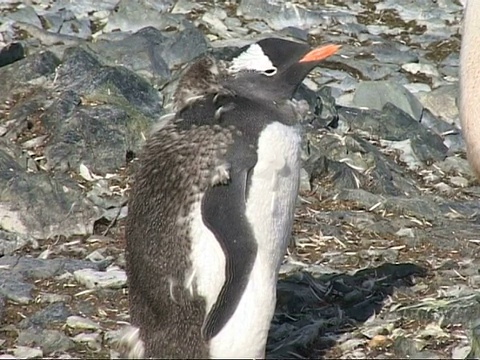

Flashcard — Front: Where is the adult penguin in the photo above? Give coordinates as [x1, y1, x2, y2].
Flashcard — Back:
[460, 0, 480, 180]
[123, 37, 339, 358]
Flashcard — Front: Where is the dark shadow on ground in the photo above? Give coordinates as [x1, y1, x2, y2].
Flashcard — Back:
[266, 262, 427, 359]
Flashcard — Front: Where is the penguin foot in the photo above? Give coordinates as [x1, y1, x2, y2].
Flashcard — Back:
[115, 325, 145, 359]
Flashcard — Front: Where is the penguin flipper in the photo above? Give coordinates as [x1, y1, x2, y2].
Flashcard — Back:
[200, 163, 258, 340]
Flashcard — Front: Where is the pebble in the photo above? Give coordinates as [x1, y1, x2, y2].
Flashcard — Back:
[66, 315, 101, 330]
[13, 346, 43, 359]
[450, 176, 469, 188]
[402, 62, 440, 77]
[73, 266, 127, 289]
[71, 332, 102, 351]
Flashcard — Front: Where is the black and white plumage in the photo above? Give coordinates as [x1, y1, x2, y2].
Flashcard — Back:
[123, 37, 339, 359]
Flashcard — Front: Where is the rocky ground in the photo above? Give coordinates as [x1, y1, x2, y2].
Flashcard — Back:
[0, 0, 478, 358]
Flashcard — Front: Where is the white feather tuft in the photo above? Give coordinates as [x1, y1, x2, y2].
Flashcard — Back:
[229, 44, 276, 73]
[115, 325, 145, 359]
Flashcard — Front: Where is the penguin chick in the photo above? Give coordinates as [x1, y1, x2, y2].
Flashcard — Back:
[172, 56, 230, 112]
[125, 37, 339, 359]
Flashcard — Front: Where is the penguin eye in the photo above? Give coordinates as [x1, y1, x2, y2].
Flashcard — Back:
[262, 67, 277, 76]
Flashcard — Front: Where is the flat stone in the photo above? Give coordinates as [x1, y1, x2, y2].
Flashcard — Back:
[4, 6, 42, 28]
[0, 270, 33, 304]
[402, 62, 440, 78]
[66, 315, 101, 330]
[237, 0, 355, 31]
[18, 302, 71, 329]
[71, 331, 102, 350]
[353, 80, 424, 121]
[105, 1, 187, 33]
[0, 42, 24, 67]
[13, 346, 43, 359]
[0, 256, 102, 279]
[0, 144, 101, 239]
[0, 50, 60, 103]
[0, 230, 33, 256]
[416, 85, 459, 126]
[17, 328, 75, 354]
[73, 266, 127, 289]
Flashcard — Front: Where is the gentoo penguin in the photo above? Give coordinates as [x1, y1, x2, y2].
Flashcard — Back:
[460, 0, 480, 180]
[123, 37, 339, 358]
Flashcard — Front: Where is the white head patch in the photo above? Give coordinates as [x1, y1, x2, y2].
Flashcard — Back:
[229, 44, 277, 75]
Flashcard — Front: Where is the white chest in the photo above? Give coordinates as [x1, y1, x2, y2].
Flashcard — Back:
[189, 122, 302, 359]
[210, 122, 302, 358]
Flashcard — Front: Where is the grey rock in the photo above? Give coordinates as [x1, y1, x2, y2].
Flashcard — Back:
[0, 42, 24, 67]
[0, 144, 101, 238]
[30, 0, 118, 20]
[19, 302, 71, 329]
[416, 85, 459, 126]
[436, 156, 475, 179]
[393, 336, 442, 359]
[55, 46, 161, 117]
[0, 295, 5, 323]
[41, 11, 69, 34]
[0, 230, 33, 256]
[450, 176, 468, 187]
[0, 50, 60, 103]
[370, 43, 419, 64]
[299, 168, 311, 192]
[305, 131, 420, 197]
[335, 58, 401, 81]
[13, 346, 43, 359]
[403, 83, 432, 94]
[3, 6, 42, 28]
[0, 270, 33, 304]
[0, 256, 102, 279]
[43, 103, 148, 174]
[171, 0, 203, 14]
[90, 29, 170, 86]
[59, 18, 92, 40]
[383, 197, 441, 221]
[402, 62, 440, 78]
[37, 46, 161, 174]
[36, 292, 72, 304]
[420, 109, 464, 153]
[335, 189, 385, 210]
[452, 345, 471, 359]
[12, 21, 85, 49]
[339, 104, 448, 163]
[71, 331, 102, 350]
[297, 85, 338, 129]
[17, 328, 75, 355]
[90, 25, 208, 86]
[353, 81, 423, 121]
[73, 266, 127, 289]
[237, 0, 355, 31]
[105, 1, 186, 33]
[66, 315, 101, 330]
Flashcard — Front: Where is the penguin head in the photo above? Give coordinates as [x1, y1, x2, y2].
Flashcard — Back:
[226, 38, 339, 100]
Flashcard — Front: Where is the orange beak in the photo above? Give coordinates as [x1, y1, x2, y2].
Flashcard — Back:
[298, 44, 340, 63]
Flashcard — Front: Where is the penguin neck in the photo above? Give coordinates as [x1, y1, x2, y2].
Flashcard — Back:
[224, 74, 296, 103]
